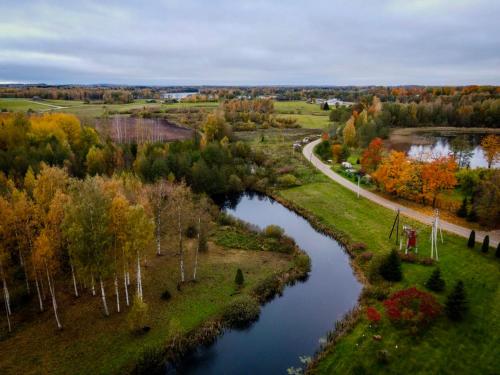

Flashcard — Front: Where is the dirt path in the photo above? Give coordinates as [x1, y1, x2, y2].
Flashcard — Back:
[303, 139, 499, 247]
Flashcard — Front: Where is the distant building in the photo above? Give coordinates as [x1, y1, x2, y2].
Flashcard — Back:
[314, 98, 353, 106]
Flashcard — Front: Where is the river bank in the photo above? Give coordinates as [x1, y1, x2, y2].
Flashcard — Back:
[278, 180, 500, 374]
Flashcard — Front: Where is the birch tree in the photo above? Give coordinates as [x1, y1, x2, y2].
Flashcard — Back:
[0, 197, 13, 331]
[124, 204, 153, 302]
[168, 183, 193, 284]
[63, 178, 113, 316]
[109, 194, 130, 311]
[145, 179, 169, 256]
[33, 231, 62, 330]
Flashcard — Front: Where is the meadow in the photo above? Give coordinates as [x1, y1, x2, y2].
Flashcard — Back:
[0, 231, 295, 375]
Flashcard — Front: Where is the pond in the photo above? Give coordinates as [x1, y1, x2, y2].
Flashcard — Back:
[390, 130, 499, 168]
[171, 192, 362, 374]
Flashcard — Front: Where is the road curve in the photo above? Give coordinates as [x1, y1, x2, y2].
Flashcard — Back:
[303, 138, 499, 247]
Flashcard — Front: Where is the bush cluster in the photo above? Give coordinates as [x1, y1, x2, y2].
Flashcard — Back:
[222, 296, 260, 328]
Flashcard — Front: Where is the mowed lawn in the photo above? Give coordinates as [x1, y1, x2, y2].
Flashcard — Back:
[0, 98, 58, 112]
[0, 239, 293, 375]
[278, 113, 331, 129]
[279, 181, 500, 374]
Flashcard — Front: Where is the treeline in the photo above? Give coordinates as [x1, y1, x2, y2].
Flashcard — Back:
[222, 99, 274, 125]
[0, 86, 160, 103]
[381, 98, 500, 128]
[0, 112, 275, 196]
[0, 166, 212, 332]
[0, 112, 136, 181]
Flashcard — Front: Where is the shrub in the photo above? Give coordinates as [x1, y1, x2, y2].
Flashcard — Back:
[293, 253, 311, 274]
[362, 285, 389, 301]
[253, 274, 281, 302]
[235, 268, 244, 286]
[366, 307, 381, 325]
[481, 235, 490, 253]
[128, 296, 149, 332]
[383, 287, 442, 330]
[445, 280, 467, 321]
[264, 225, 285, 239]
[379, 250, 402, 282]
[351, 242, 367, 251]
[277, 173, 299, 187]
[467, 230, 475, 248]
[425, 268, 445, 292]
[134, 346, 165, 375]
[222, 296, 260, 328]
[161, 289, 171, 301]
[496, 242, 500, 258]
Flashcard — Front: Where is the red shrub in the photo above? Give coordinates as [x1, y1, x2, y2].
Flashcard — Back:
[383, 287, 441, 329]
[366, 306, 381, 324]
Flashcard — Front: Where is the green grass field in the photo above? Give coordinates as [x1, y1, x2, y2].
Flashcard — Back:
[0, 98, 219, 118]
[274, 100, 327, 115]
[278, 114, 331, 129]
[278, 181, 500, 374]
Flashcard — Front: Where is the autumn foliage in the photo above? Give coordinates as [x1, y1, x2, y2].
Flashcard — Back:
[366, 306, 382, 324]
[361, 137, 384, 173]
[373, 151, 457, 206]
[383, 287, 442, 329]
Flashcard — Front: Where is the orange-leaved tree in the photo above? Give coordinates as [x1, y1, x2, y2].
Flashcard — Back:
[372, 151, 412, 196]
[421, 156, 457, 207]
[361, 137, 385, 173]
[481, 134, 499, 168]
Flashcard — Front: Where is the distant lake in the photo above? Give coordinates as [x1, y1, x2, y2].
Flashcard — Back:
[162, 92, 198, 100]
[389, 129, 499, 169]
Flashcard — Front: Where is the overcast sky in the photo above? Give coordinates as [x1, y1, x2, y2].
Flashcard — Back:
[1, 0, 499, 85]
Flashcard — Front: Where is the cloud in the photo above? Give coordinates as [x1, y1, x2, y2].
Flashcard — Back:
[0, 0, 499, 85]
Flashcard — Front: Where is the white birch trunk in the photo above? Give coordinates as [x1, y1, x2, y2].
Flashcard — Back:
[136, 253, 143, 301]
[3, 280, 11, 316]
[114, 275, 120, 313]
[70, 261, 79, 297]
[178, 209, 184, 283]
[124, 269, 130, 306]
[91, 273, 96, 296]
[193, 216, 201, 281]
[35, 275, 44, 312]
[45, 264, 62, 330]
[99, 278, 109, 316]
[3, 286, 11, 332]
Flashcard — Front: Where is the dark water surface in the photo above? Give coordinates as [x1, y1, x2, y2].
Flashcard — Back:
[172, 193, 362, 374]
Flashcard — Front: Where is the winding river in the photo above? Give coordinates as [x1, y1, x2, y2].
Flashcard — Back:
[172, 193, 362, 374]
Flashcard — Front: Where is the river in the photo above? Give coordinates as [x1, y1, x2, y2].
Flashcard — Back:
[171, 193, 362, 374]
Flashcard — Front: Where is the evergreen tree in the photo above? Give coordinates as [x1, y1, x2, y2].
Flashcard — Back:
[235, 268, 244, 286]
[425, 268, 445, 292]
[379, 250, 402, 282]
[495, 242, 500, 258]
[457, 198, 467, 218]
[323, 102, 330, 111]
[481, 235, 490, 253]
[445, 280, 467, 321]
[467, 230, 475, 248]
